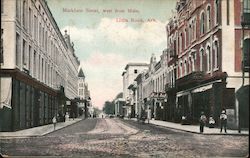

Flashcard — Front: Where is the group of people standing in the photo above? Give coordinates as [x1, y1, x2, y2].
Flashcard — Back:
[199, 109, 228, 133]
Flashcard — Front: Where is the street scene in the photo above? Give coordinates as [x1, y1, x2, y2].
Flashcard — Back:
[0, 118, 248, 157]
[0, 0, 250, 157]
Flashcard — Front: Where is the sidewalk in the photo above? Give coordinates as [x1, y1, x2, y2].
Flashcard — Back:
[128, 118, 249, 135]
[0, 118, 82, 138]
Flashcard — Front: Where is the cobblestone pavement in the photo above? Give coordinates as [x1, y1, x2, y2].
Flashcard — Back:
[0, 118, 248, 157]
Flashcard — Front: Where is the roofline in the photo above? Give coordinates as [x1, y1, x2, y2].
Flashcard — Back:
[125, 63, 148, 70]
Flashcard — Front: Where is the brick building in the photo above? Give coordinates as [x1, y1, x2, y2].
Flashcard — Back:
[165, 0, 249, 128]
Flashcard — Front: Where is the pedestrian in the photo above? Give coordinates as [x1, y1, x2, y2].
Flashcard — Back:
[208, 116, 215, 128]
[52, 116, 57, 131]
[199, 111, 207, 133]
[220, 110, 227, 133]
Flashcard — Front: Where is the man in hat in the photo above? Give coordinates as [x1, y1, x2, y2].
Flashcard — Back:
[199, 111, 207, 133]
[220, 109, 227, 133]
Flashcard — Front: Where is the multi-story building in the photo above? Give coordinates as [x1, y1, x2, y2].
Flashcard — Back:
[122, 63, 148, 117]
[77, 68, 92, 118]
[165, 0, 249, 128]
[0, 0, 80, 131]
[134, 53, 168, 121]
[78, 68, 86, 100]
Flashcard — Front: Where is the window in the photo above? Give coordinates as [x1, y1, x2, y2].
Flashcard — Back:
[179, 33, 182, 53]
[45, 31, 47, 51]
[0, 29, 3, 64]
[184, 29, 187, 48]
[79, 83, 84, 87]
[33, 51, 36, 78]
[189, 57, 192, 73]
[189, 24, 192, 42]
[200, 49, 204, 71]
[193, 18, 196, 40]
[16, 0, 21, 20]
[244, 0, 250, 13]
[16, 33, 21, 67]
[79, 89, 84, 96]
[200, 12, 205, 35]
[22, 39, 26, 66]
[215, 0, 219, 25]
[34, 15, 37, 40]
[227, 0, 230, 25]
[179, 61, 183, 77]
[39, 23, 41, 44]
[207, 45, 211, 72]
[29, 8, 32, 35]
[22, 0, 27, 28]
[213, 41, 219, 69]
[42, 58, 44, 82]
[184, 60, 187, 75]
[243, 38, 250, 71]
[1, 0, 3, 13]
[134, 69, 138, 74]
[28, 45, 31, 70]
[207, 5, 211, 30]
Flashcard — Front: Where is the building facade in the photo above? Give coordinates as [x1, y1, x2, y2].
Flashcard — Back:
[0, 0, 80, 131]
[122, 63, 148, 117]
[165, 0, 249, 128]
[77, 68, 92, 118]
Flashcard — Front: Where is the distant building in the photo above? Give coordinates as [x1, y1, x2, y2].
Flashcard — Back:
[0, 0, 80, 131]
[77, 68, 92, 118]
[122, 63, 148, 117]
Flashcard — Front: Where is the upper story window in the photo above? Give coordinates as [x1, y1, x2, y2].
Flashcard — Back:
[207, 5, 211, 31]
[1, 0, 3, 14]
[206, 45, 211, 72]
[199, 48, 204, 71]
[79, 83, 84, 87]
[244, 0, 250, 13]
[16, 0, 21, 20]
[134, 69, 137, 74]
[193, 18, 196, 40]
[215, 0, 219, 25]
[188, 23, 192, 43]
[179, 33, 183, 53]
[200, 11, 205, 35]
[213, 40, 219, 70]
[22, 0, 27, 29]
[1, 29, 3, 64]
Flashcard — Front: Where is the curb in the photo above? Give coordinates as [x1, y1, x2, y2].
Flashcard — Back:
[42, 118, 83, 136]
[125, 118, 249, 136]
[0, 119, 83, 139]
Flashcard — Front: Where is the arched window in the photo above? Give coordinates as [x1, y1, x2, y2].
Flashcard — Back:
[189, 57, 192, 73]
[200, 48, 207, 72]
[184, 60, 187, 75]
[184, 28, 187, 48]
[215, 0, 219, 25]
[213, 40, 219, 69]
[179, 33, 183, 53]
[193, 18, 196, 40]
[207, 5, 211, 30]
[207, 45, 211, 72]
[179, 61, 183, 77]
[189, 24, 192, 42]
[200, 12, 205, 35]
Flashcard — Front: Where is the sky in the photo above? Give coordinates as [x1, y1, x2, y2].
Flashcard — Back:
[47, 0, 177, 109]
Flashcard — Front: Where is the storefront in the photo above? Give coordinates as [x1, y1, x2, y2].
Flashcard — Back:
[0, 69, 59, 132]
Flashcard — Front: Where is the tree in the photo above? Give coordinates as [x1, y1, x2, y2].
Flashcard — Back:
[102, 101, 115, 115]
